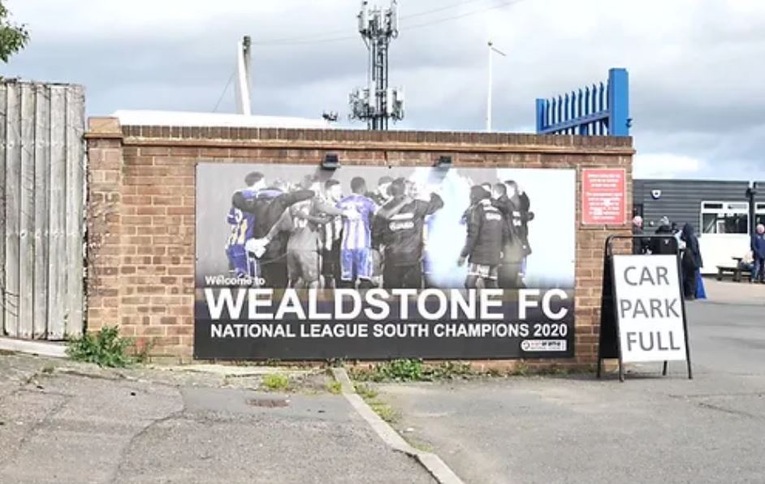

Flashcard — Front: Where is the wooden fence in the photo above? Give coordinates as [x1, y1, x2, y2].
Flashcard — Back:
[0, 81, 86, 340]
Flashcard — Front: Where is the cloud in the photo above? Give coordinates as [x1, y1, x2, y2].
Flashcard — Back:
[633, 153, 704, 179]
[4, 0, 765, 179]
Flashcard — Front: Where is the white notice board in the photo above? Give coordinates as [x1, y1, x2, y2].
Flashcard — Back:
[611, 254, 688, 364]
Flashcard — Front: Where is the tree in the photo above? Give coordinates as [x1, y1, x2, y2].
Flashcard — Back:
[0, 1, 29, 63]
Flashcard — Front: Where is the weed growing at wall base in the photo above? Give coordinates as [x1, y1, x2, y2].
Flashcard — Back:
[350, 359, 475, 382]
[66, 326, 138, 368]
[261, 373, 290, 391]
[348, 359, 586, 381]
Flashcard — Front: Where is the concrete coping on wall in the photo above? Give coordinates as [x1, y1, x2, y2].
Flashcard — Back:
[84, 116, 635, 155]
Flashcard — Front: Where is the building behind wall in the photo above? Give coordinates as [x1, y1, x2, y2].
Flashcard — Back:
[634, 179, 765, 274]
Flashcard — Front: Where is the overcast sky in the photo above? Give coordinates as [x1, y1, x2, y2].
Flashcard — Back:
[5, 0, 765, 180]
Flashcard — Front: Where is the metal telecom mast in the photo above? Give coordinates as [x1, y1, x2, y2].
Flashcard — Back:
[349, 0, 404, 130]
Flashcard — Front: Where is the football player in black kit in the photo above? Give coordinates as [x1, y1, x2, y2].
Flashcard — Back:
[458, 186, 508, 289]
[491, 180, 530, 289]
[373, 177, 444, 289]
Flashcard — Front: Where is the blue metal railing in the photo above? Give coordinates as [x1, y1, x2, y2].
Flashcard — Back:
[535, 68, 630, 136]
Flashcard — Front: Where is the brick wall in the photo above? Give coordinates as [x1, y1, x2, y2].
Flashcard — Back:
[85, 117, 634, 365]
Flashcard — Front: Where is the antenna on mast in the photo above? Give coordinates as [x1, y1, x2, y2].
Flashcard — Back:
[349, 0, 404, 130]
[236, 35, 253, 116]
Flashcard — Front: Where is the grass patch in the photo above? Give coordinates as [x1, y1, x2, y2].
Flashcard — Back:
[348, 359, 591, 382]
[354, 383, 378, 400]
[326, 380, 342, 394]
[354, 383, 398, 423]
[404, 435, 433, 453]
[510, 361, 529, 376]
[350, 359, 475, 383]
[66, 326, 139, 368]
[261, 373, 290, 391]
[368, 400, 398, 423]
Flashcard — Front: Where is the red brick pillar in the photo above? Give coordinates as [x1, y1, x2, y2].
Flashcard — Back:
[84, 117, 125, 335]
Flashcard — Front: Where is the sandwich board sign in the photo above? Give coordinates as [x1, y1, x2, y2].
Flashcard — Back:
[596, 235, 693, 382]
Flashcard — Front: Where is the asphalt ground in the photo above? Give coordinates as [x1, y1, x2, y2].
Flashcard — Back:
[1, 278, 761, 484]
[0, 357, 435, 484]
[375, 281, 765, 484]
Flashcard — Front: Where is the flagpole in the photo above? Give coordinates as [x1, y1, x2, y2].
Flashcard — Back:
[486, 40, 506, 132]
[486, 41, 493, 132]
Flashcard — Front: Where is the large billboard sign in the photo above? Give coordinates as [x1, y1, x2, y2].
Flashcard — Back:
[194, 163, 576, 360]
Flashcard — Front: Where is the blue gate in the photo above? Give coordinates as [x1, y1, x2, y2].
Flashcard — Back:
[535, 68, 630, 136]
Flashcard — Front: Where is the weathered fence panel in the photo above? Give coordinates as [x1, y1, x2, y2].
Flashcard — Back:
[0, 81, 86, 340]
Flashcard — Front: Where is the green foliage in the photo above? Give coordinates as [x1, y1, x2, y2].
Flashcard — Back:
[363, 359, 425, 382]
[349, 359, 590, 382]
[368, 400, 398, 423]
[326, 380, 342, 394]
[354, 383, 398, 423]
[427, 361, 474, 379]
[352, 359, 475, 382]
[354, 383, 378, 400]
[0, 2, 30, 63]
[66, 326, 136, 368]
[261, 373, 290, 391]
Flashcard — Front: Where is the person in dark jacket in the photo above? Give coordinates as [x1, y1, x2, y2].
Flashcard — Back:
[232, 187, 316, 288]
[631, 216, 650, 254]
[373, 178, 444, 289]
[514, 183, 534, 253]
[751, 224, 765, 283]
[680, 223, 703, 299]
[511, 182, 534, 279]
[491, 182, 526, 289]
[652, 217, 677, 255]
[458, 186, 508, 289]
[366, 176, 393, 206]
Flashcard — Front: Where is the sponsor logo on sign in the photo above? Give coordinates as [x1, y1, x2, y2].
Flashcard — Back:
[651, 189, 662, 200]
[521, 339, 567, 352]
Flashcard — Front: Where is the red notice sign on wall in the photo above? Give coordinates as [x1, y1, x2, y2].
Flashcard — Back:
[582, 168, 626, 225]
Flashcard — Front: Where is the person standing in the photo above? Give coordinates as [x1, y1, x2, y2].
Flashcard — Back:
[321, 179, 344, 289]
[284, 176, 350, 290]
[374, 178, 444, 289]
[336, 177, 378, 289]
[458, 186, 507, 289]
[225, 172, 267, 279]
[680, 223, 703, 300]
[232, 184, 315, 288]
[631, 216, 650, 255]
[366, 176, 393, 206]
[491, 181, 525, 289]
[652, 216, 676, 255]
[751, 224, 765, 283]
[515, 184, 534, 282]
